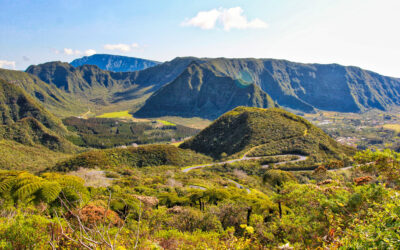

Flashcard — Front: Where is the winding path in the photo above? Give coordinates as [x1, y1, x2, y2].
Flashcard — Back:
[182, 154, 307, 173]
[182, 152, 309, 193]
[182, 147, 358, 192]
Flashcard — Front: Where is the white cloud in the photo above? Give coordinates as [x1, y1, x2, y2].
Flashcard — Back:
[220, 7, 268, 31]
[63, 48, 81, 55]
[181, 9, 221, 30]
[0, 60, 16, 69]
[85, 49, 96, 56]
[181, 7, 268, 31]
[104, 43, 140, 53]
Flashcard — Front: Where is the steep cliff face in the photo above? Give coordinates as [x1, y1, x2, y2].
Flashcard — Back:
[135, 62, 276, 119]
[0, 68, 85, 116]
[135, 58, 400, 117]
[23, 57, 400, 118]
[70, 54, 160, 72]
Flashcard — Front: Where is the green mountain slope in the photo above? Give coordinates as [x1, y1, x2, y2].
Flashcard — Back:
[0, 68, 86, 116]
[135, 62, 277, 119]
[25, 58, 197, 114]
[20, 57, 400, 118]
[135, 58, 400, 117]
[0, 78, 77, 152]
[180, 106, 353, 161]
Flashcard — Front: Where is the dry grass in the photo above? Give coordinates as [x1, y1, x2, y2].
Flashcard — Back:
[154, 116, 211, 129]
[382, 124, 400, 133]
[68, 168, 113, 187]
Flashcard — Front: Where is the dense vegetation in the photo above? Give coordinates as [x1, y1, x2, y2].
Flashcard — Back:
[63, 117, 199, 148]
[1, 148, 400, 249]
[54, 144, 213, 172]
[1, 66, 400, 248]
[181, 107, 354, 163]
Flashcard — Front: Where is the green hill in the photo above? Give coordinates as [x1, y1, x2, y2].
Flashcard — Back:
[0, 78, 78, 152]
[54, 144, 212, 172]
[180, 106, 354, 161]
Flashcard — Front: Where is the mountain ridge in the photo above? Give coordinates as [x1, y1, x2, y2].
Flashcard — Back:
[15, 56, 400, 119]
[135, 57, 400, 118]
[70, 54, 161, 72]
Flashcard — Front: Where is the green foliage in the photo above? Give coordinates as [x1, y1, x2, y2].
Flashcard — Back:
[0, 170, 87, 205]
[55, 144, 212, 171]
[0, 213, 56, 249]
[0, 147, 399, 249]
[63, 116, 199, 148]
[355, 149, 400, 188]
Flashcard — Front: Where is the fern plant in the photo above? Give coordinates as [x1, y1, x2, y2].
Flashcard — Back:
[0, 170, 88, 206]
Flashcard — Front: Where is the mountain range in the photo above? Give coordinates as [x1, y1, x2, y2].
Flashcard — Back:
[70, 54, 160, 72]
[136, 58, 400, 118]
[1, 55, 399, 119]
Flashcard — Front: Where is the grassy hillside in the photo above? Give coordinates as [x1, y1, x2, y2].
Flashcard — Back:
[0, 78, 78, 153]
[54, 144, 212, 171]
[0, 68, 86, 116]
[0, 139, 71, 172]
[180, 106, 354, 161]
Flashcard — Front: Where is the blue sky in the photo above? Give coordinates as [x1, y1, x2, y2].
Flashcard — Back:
[1, 0, 399, 77]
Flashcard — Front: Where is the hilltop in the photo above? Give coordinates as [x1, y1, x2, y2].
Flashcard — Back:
[70, 54, 161, 72]
[180, 106, 353, 161]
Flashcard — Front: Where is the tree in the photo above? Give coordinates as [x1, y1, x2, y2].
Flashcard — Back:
[263, 170, 295, 218]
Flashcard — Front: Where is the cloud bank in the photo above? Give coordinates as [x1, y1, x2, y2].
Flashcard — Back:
[182, 7, 268, 31]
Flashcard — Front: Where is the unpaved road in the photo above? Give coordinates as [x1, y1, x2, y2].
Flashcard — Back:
[182, 154, 307, 173]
